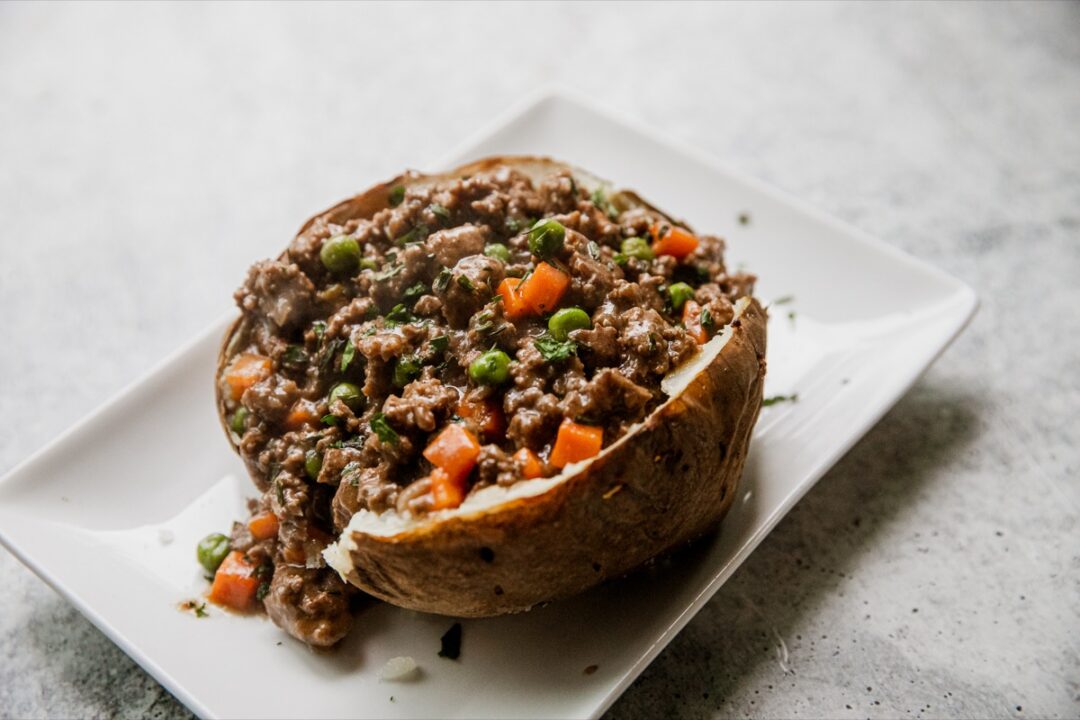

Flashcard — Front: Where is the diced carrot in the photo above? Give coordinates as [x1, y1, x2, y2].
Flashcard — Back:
[651, 222, 699, 259]
[223, 353, 272, 401]
[682, 300, 708, 344]
[497, 277, 530, 320]
[518, 262, 570, 315]
[457, 399, 505, 440]
[208, 551, 259, 610]
[430, 467, 467, 510]
[283, 400, 319, 431]
[423, 424, 481, 482]
[248, 512, 280, 541]
[549, 419, 604, 469]
[513, 447, 544, 479]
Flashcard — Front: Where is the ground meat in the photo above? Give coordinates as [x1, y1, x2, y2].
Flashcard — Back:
[263, 565, 353, 647]
[221, 161, 756, 646]
[236, 260, 315, 332]
[243, 375, 301, 424]
[382, 377, 458, 433]
[424, 224, 489, 267]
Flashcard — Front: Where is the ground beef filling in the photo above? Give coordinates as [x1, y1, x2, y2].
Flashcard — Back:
[219, 165, 754, 644]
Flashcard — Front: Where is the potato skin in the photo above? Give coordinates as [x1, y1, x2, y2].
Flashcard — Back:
[338, 299, 767, 617]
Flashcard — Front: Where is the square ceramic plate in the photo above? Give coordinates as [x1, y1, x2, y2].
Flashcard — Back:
[0, 89, 976, 719]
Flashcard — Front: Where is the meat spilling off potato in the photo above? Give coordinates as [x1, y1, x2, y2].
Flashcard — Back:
[214, 156, 766, 642]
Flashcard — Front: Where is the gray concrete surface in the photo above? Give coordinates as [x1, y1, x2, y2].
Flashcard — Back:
[1, 2, 1078, 718]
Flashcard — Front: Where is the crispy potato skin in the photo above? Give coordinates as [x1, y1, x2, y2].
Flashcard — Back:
[340, 299, 767, 616]
[216, 156, 767, 617]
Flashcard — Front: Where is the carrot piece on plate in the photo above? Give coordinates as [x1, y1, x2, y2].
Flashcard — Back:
[457, 398, 505, 440]
[223, 353, 272, 401]
[497, 277, 530, 320]
[518, 262, 570, 315]
[248, 512, 280, 541]
[651, 222, 699, 259]
[549, 419, 604, 469]
[423, 424, 481, 482]
[208, 551, 259, 610]
[283, 400, 319, 430]
[513, 447, 544, 479]
[430, 467, 467, 510]
[682, 300, 708, 345]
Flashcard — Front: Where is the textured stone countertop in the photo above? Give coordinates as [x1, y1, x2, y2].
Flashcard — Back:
[1, 2, 1077, 718]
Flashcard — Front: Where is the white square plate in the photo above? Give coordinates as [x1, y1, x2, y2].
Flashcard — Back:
[0, 89, 976, 719]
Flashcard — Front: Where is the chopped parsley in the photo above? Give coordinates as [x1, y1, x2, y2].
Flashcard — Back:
[430, 203, 451, 223]
[340, 341, 356, 372]
[321, 414, 338, 426]
[456, 274, 476, 292]
[256, 582, 270, 602]
[374, 263, 404, 282]
[772, 295, 795, 305]
[433, 268, 452, 293]
[394, 223, 428, 246]
[388, 185, 406, 207]
[700, 306, 714, 330]
[762, 394, 799, 407]
[281, 344, 308, 371]
[312, 320, 327, 342]
[384, 303, 413, 325]
[403, 281, 428, 304]
[431, 334, 449, 353]
[370, 413, 399, 445]
[534, 334, 577, 363]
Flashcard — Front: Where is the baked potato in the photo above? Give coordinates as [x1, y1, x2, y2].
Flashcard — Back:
[214, 156, 766, 641]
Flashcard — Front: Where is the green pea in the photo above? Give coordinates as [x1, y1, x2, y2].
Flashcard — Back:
[393, 356, 423, 389]
[620, 236, 654, 261]
[667, 282, 695, 312]
[304, 449, 322, 480]
[320, 235, 361, 274]
[328, 382, 364, 411]
[547, 307, 591, 342]
[527, 219, 566, 259]
[229, 406, 248, 435]
[483, 243, 511, 263]
[196, 533, 231, 575]
[469, 348, 511, 385]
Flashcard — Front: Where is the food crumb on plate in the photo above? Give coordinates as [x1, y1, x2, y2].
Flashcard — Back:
[438, 622, 462, 660]
[584, 664, 599, 675]
[379, 656, 419, 681]
[178, 599, 208, 618]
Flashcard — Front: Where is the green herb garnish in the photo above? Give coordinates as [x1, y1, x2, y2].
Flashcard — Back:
[394, 223, 429, 246]
[431, 335, 449, 352]
[312, 321, 327, 341]
[773, 295, 795, 305]
[762, 394, 799, 407]
[430, 204, 451, 223]
[370, 413, 399, 445]
[403, 281, 428, 304]
[321, 414, 338, 425]
[374, 263, 404, 282]
[433, 267, 452, 293]
[393, 355, 423, 388]
[388, 185, 406, 207]
[385, 303, 413, 325]
[457, 274, 476, 292]
[534, 334, 577, 363]
[700, 306, 714, 330]
[340, 341, 356, 372]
